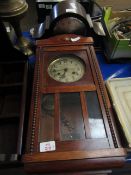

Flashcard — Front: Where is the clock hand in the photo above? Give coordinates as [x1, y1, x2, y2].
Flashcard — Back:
[59, 68, 68, 79]
[52, 69, 65, 77]
[53, 69, 65, 78]
[52, 68, 65, 72]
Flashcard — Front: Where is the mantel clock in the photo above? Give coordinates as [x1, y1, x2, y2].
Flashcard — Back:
[23, 34, 126, 174]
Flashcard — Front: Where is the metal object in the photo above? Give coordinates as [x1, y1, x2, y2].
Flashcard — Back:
[31, 0, 103, 39]
[0, 0, 34, 56]
[93, 21, 106, 36]
[31, 23, 45, 39]
[35, 0, 102, 23]
[0, 0, 28, 18]
[49, 0, 90, 36]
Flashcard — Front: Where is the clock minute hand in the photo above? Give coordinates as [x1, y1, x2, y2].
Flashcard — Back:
[54, 68, 65, 72]
[59, 68, 67, 79]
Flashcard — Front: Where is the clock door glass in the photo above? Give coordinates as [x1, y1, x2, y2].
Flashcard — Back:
[85, 91, 106, 138]
[39, 94, 54, 142]
[48, 55, 85, 83]
[60, 92, 85, 140]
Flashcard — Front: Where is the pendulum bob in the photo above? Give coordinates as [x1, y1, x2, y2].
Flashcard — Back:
[0, 0, 34, 56]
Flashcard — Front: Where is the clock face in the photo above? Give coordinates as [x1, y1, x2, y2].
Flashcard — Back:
[48, 55, 85, 83]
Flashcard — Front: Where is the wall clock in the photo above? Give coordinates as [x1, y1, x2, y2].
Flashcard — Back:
[47, 54, 85, 83]
[23, 34, 126, 174]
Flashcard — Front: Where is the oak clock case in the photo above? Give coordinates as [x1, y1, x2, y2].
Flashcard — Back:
[23, 34, 126, 173]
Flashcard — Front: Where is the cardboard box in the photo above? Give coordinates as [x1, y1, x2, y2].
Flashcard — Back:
[103, 7, 131, 61]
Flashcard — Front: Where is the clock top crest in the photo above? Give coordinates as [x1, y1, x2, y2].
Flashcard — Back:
[23, 34, 126, 174]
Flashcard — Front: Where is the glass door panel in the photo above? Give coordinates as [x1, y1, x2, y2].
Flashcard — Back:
[60, 93, 85, 141]
[39, 94, 54, 142]
[85, 91, 106, 138]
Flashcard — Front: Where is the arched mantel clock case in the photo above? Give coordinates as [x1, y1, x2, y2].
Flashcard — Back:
[23, 34, 126, 174]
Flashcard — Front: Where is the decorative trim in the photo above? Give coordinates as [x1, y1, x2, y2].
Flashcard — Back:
[90, 46, 118, 148]
[30, 59, 40, 153]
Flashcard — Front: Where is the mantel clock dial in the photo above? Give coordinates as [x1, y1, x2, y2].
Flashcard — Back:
[48, 55, 85, 83]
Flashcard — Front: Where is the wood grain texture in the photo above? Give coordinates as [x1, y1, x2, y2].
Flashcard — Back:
[80, 91, 91, 138]
[24, 157, 125, 173]
[40, 47, 95, 93]
[23, 148, 126, 162]
[37, 34, 93, 46]
[54, 93, 60, 141]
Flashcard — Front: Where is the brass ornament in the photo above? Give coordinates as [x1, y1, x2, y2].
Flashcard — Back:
[0, 0, 34, 56]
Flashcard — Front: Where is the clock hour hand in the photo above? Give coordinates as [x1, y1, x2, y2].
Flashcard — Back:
[52, 69, 64, 77]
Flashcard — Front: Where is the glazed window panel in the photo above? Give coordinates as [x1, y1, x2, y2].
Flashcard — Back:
[39, 94, 55, 142]
[60, 93, 85, 141]
[85, 91, 107, 139]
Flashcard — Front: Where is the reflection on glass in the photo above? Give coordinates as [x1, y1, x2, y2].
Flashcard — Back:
[39, 94, 54, 142]
[60, 93, 85, 141]
[85, 91, 106, 138]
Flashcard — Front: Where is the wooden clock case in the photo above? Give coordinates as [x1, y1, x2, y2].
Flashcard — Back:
[23, 34, 126, 174]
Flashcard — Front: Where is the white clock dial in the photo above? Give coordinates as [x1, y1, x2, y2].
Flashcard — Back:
[48, 55, 85, 83]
